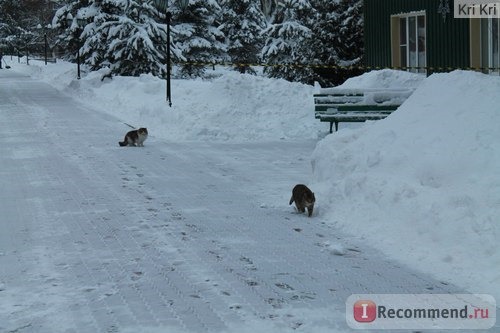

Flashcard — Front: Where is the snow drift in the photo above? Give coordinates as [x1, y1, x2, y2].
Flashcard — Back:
[312, 70, 500, 299]
[25, 62, 321, 143]
[333, 68, 425, 89]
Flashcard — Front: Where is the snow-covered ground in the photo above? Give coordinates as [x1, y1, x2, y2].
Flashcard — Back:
[1, 58, 499, 332]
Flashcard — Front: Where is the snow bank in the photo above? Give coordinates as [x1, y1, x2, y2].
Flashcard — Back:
[338, 68, 425, 89]
[312, 70, 500, 300]
[22, 60, 320, 143]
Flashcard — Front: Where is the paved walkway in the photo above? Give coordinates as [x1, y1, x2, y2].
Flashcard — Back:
[0, 70, 465, 333]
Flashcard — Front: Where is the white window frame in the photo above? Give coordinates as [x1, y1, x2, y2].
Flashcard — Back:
[480, 18, 500, 74]
[391, 11, 427, 73]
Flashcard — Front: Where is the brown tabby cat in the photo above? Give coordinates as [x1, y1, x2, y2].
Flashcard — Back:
[119, 128, 148, 147]
[289, 184, 315, 217]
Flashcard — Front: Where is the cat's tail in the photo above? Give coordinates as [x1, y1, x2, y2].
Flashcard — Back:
[289, 195, 294, 205]
[119, 139, 128, 146]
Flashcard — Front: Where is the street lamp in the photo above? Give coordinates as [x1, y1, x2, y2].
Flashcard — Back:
[153, 0, 189, 107]
[66, 13, 85, 79]
[36, 23, 51, 65]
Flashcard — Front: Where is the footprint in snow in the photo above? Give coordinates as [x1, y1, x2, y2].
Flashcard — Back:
[275, 282, 294, 291]
[317, 241, 346, 256]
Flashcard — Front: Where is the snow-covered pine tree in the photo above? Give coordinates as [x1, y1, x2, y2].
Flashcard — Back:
[1, 0, 55, 55]
[260, 0, 279, 23]
[93, 0, 171, 77]
[219, 0, 266, 74]
[1, 0, 52, 34]
[260, 0, 316, 84]
[0, 0, 23, 41]
[337, 0, 363, 64]
[53, 0, 178, 78]
[51, 0, 90, 63]
[174, 0, 226, 78]
[308, 0, 364, 86]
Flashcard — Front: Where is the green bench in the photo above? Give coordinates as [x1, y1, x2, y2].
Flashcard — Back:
[314, 88, 413, 133]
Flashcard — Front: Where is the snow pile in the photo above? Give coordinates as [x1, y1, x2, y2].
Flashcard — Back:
[338, 68, 426, 89]
[24, 60, 320, 143]
[312, 70, 500, 299]
[317, 87, 414, 106]
[315, 69, 423, 108]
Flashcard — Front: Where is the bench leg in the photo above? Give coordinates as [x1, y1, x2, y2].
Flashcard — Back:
[328, 122, 340, 133]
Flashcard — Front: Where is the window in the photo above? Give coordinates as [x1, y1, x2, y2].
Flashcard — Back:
[481, 18, 500, 74]
[391, 12, 426, 73]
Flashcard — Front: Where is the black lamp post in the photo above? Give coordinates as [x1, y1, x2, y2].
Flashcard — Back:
[66, 13, 85, 79]
[37, 23, 51, 65]
[153, 0, 189, 107]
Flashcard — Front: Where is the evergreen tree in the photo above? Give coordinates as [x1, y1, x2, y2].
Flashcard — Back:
[337, 0, 363, 63]
[0, 0, 21, 54]
[92, 0, 170, 77]
[220, 0, 266, 74]
[49, 0, 365, 84]
[260, 0, 316, 83]
[53, 0, 177, 78]
[51, 0, 91, 62]
[1, 0, 57, 55]
[260, 0, 279, 23]
[309, 0, 364, 86]
[23, 0, 55, 30]
[174, 0, 226, 78]
[78, 0, 116, 71]
[0, 0, 22, 38]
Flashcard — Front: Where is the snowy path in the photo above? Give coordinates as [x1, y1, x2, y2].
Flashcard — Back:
[0, 70, 462, 333]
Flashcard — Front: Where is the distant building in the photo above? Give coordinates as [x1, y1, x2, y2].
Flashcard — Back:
[364, 0, 499, 74]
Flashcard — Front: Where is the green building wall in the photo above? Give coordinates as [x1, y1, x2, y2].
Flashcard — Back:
[364, 0, 471, 72]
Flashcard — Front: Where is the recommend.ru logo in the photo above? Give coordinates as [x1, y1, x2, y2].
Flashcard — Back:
[346, 294, 496, 330]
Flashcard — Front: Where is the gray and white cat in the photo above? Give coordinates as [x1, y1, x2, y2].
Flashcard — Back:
[119, 127, 148, 147]
[289, 184, 315, 217]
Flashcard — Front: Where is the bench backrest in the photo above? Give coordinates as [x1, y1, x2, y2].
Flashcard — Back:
[314, 88, 414, 116]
